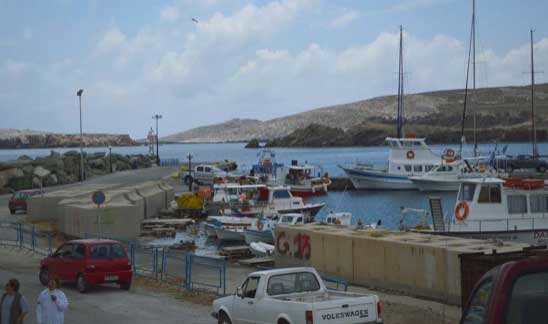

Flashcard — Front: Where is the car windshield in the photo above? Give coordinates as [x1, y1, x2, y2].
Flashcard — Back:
[267, 272, 321, 296]
[90, 243, 126, 259]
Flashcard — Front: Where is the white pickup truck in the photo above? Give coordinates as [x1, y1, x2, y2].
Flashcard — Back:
[212, 267, 382, 324]
[183, 164, 229, 185]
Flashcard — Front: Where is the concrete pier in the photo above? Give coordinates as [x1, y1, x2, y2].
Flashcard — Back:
[274, 224, 529, 305]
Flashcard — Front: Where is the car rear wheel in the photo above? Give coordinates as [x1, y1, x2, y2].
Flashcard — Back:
[39, 267, 49, 286]
[119, 280, 131, 291]
[9, 209, 15, 215]
[218, 312, 232, 324]
[77, 274, 88, 293]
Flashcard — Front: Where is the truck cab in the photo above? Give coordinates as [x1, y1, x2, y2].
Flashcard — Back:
[460, 257, 548, 324]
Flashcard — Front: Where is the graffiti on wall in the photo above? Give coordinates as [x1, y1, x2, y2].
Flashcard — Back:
[276, 231, 311, 260]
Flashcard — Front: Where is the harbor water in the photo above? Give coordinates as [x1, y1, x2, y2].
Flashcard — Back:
[2, 142, 546, 230]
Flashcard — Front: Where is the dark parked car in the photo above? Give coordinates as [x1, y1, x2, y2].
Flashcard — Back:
[506, 154, 548, 172]
[460, 257, 548, 324]
[8, 189, 41, 214]
[39, 239, 133, 293]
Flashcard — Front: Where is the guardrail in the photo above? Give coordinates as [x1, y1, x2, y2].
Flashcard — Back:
[160, 158, 180, 166]
[0, 222, 53, 256]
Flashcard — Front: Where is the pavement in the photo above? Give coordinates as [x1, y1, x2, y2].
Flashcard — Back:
[0, 247, 213, 324]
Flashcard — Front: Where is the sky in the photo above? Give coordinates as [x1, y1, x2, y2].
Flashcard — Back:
[1, 0, 547, 138]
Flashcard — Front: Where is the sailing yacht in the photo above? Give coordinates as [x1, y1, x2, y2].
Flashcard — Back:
[341, 26, 445, 190]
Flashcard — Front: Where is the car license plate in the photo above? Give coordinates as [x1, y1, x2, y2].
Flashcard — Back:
[105, 275, 118, 281]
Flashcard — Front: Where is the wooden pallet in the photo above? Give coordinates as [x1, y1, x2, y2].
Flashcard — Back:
[219, 246, 252, 262]
[239, 256, 274, 267]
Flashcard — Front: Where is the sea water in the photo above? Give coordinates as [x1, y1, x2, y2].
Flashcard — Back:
[1, 141, 546, 230]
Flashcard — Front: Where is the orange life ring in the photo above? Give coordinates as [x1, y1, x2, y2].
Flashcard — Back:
[257, 220, 264, 231]
[454, 201, 469, 221]
[406, 150, 415, 159]
[444, 148, 455, 158]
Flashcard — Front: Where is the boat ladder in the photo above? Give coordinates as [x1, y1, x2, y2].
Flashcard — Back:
[429, 197, 445, 232]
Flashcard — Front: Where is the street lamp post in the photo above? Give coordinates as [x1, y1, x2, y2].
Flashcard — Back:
[152, 114, 162, 165]
[77, 89, 84, 181]
[108, 146, 113, 173]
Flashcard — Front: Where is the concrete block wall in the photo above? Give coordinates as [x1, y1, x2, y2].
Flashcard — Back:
[274, 225, 529, 305]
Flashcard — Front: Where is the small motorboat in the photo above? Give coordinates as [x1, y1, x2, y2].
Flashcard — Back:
[249, 242, 275, 257]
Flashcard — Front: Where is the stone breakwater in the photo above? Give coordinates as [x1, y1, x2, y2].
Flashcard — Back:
[0, 129, 136, 149]
[0, 151, 156, 193]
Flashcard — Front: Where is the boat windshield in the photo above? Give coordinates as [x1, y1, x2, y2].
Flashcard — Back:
[459, 183, 476, 201]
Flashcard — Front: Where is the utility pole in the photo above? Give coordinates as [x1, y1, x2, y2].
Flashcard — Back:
[396, 25, 404, 138]
[472, 0, 477, 157]
[187, 153, 193, 192]
[152, 114, 162, 165]
[77, 89, 84, 181]
[530, 29, 538, 158]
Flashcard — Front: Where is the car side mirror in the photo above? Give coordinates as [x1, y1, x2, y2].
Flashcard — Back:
[236, 287, 243, 298]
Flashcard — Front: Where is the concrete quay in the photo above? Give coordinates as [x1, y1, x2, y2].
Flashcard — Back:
[274, 224, 530, 305]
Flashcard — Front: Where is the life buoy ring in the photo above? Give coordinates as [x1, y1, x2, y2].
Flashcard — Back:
[444, 148, 455, 158]
[406, 150, 415, 159]
[257, 220, 264, 231]
[454, 201, 469, 221]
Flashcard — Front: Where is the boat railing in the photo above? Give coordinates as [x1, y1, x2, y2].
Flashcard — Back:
[449, 214, 548, 232]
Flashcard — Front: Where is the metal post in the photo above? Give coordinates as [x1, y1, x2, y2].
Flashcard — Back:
[109, 146, 113, 173]
[18, 224, 23, 248]
[31, 225, 35, 251]
[530, 29, 538, 158]
[77, 89, 85, 181]
[187, 154, 193, 191]
[152, 114, 162, 165]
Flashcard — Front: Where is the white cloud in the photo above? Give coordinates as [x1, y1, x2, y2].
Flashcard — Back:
[160, 5, 180, 22]
[330, 10, 359, 29]
[0, 59, 28, 79]
[95, 25, 127, 55]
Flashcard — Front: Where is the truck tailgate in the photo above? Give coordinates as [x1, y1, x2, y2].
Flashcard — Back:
[314, 299, 378, 324]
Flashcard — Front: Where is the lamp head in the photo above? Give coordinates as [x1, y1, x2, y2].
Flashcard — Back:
[77, 89, 84, 96]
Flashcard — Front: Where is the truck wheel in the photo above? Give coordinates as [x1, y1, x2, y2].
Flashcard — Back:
[184, 175, 193, 185]
[77, 274, 88, 293]
[218, 312, 232, 324]
[9, 209, 15, 215]
[39, 267, 49, 286]
[538, 165, 547, 173]
[278, 320, 289, 324]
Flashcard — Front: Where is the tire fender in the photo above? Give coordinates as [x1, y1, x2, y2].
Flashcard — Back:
[276, 314, 292, 324]
[218, 306, 233, 323]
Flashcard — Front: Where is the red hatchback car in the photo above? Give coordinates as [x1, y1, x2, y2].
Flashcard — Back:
[39, 239, 133, 293]
[8, 189, 41, 214]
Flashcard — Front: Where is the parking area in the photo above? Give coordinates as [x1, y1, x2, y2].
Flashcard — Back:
[0, 247, 213, 324]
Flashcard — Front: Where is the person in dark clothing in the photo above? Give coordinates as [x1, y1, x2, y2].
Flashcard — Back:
[0, 279, 29, 324]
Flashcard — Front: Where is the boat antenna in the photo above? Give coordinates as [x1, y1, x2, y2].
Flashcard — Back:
[396, 25, 404, 138]
[530, 29, 539, 158]
[459, 0, 476, 156]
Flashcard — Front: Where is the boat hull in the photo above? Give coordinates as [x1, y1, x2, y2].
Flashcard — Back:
[215, 228, 245, 241]
[244, 229, 274, 245]
[277, 203, 324, 218]
[429, 229, 548, 246]
[342, 167, 415, 190]
[411, 178, 460, 192]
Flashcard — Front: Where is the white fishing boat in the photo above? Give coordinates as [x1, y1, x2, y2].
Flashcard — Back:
[249, 149, 284, 185]
[410, 158, 494, 192]
[432, 177, 548, 246]
[212, 184, 324, 220]
[243, 216, 274, 244]
[249, 242, 274, 257]
[341, 137, 443, 190]
[323, 212, 352, 226]
[283, 161, 331, 197]
[206, 216, 252, 241]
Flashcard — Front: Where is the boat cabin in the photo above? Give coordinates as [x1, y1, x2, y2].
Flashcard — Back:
[452, 177, 548, 233]
[385, 137, 441, 176]
[324, 212, 352, 226]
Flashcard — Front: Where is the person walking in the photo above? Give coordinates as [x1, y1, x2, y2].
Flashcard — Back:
[0, 278, 29, 324]
[36, 279, 68, 324]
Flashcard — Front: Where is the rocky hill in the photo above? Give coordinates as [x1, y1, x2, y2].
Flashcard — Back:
[0, 129, 137, 149]
[164, 83, 548, 144]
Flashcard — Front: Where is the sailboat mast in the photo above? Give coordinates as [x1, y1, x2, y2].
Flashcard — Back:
[397, 25, 404, 138]
[472, 0, 477, 157]
[531, 29, 538, 157]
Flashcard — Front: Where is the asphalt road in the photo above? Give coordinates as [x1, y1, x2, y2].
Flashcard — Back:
[0, 247, 213, 324]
